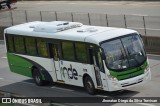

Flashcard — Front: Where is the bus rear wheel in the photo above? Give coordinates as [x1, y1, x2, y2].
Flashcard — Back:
[33, 68, 44, 86]
[84, 76, 95, 95]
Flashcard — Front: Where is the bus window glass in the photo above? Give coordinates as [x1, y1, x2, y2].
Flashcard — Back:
[37, 38, 48, 57]
[101, 33, 146, 71]
[75, 43, 87, 63]
[14, 36, 25, 53]
[122, 35, 146, 67]
[51, 44, 59, 60]
[62, 42, 75, 61]
[97, 51, 104, 72]
[102, 39, 129, 70]
[25, 37, 37, 55]
[7, 36, 14, 52]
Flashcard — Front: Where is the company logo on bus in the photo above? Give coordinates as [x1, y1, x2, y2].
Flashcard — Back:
[60, 64, 78, 80]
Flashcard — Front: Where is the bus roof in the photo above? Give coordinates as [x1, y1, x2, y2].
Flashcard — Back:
[5, 21, 137, 45]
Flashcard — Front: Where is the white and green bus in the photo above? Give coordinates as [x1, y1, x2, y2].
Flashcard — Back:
[4, 21, 151, 94]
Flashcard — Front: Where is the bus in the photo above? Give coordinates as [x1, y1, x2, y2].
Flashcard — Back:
[4, 21, 151, 94]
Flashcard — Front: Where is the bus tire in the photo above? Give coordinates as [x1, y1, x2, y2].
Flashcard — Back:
[32, 68, 44, 86]
[84, 76, 95, 95]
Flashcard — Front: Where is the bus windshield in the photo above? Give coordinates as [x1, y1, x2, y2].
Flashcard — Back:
[101, 33, 146, 71]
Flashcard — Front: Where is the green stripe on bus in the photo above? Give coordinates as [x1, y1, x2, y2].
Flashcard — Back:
[7, 53, 33, 77]
[110, 61, 148, 80]
[118, 70, 144, 80]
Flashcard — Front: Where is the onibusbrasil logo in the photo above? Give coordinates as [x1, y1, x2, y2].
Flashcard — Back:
[2, 98, 42, 103]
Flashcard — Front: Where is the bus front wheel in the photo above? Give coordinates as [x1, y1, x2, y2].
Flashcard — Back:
[84, 76, 95, 95]
[33, 69, 44, 86]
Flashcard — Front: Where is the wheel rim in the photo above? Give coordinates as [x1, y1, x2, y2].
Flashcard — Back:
[35, 74, 41, 84]
[86, 80, 93, 92]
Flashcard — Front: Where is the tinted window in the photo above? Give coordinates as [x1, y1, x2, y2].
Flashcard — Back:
[14, 36, 25, 53]
[25, 37, 37, 55]
[37, 38, 48, 57]
[7, 36, 14, 52]
[97, 51, 104, 72]
[75, 43, 87, 63]
[62, 42, 75, 61]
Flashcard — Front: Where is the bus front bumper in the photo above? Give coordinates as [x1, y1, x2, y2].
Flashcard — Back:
[108, 70, 151, 91]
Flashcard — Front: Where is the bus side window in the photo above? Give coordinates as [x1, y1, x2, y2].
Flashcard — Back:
[62, 41, 75, 61]
[75, 43, 87, 63]
[36, 38, 49, 57]
[6, 35, 14, 52]
[25, 37, 37, 55]
[89, 49, 94, 64]
[14, 36, 25, 54]
[52, 45, 59, 60]
[96, 51, 105, 73]
[89, 48, 105, 73]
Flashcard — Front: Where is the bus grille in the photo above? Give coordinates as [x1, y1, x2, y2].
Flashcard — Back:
[117, 69, 144, 80]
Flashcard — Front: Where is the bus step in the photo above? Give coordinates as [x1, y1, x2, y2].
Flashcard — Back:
[56, 80, 65, 84]
[96, 86, 103, 89]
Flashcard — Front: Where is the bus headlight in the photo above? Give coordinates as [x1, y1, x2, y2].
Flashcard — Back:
[112, 77, 118, 81]
[108, 75, 118, 81]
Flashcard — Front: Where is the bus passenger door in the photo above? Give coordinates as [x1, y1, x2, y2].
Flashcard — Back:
[95, 50, 108, 89]
[90, 49, 107, 89]
[49, 44, 62, 81]
[89, 49, 102, 88]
